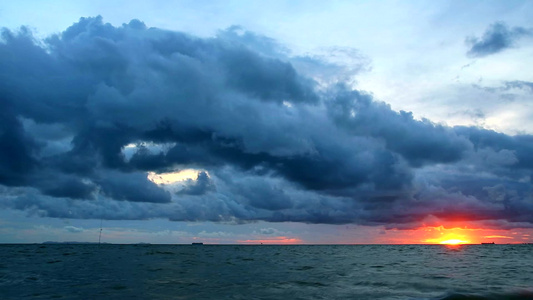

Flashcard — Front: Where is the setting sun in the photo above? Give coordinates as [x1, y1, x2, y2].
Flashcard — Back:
[439, 239, 470, 245]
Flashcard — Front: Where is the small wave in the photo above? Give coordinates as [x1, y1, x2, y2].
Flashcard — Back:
[290, 280, 328, 287]
[436, 290, 533, 300]
[144, 251, 175, 255]
[293, 265, 314, 271]
[46, 260, 62, 264]
[107, 284, 128, 290]
[429, 274, 452, 280]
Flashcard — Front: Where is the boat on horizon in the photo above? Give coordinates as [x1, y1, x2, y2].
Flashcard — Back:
[481, 242, 495, 245]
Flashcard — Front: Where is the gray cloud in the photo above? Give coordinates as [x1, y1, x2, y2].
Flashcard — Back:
[504, 80, 533, 92]
[466, 22, 533, 57]
[1, 16, 533, 229]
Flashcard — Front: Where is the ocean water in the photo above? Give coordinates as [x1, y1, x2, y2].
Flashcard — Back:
[1, 244, 532, 299]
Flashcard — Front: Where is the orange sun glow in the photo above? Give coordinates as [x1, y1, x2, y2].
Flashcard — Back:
[374, 221, 525, 245]
[423, 227, 475, 244]
[438, 238, 470, 245]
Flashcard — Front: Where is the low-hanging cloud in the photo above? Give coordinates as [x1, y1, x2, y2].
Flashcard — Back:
[466, 22, 533, 57]
[1, 16, 533, 229]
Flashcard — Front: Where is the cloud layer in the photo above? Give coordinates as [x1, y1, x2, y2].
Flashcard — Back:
[1, 17, 533, 229]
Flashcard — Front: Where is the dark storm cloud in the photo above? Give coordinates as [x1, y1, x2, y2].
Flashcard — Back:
[97, 171, 172, 203]
[177, 171, 215, 196]
[0, 106, 39, 186]
[326, 87, 471, 167]
[37, 174, 97, 199]
[1, 16, 533, 229]
[455, 126, 533, 170]
[466, 22, 533, 57]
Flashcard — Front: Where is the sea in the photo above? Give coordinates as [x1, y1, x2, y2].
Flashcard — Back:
[1, 244, 532, 299]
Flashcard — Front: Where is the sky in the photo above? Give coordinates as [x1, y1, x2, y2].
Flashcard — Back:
[1, 0, 533, 244]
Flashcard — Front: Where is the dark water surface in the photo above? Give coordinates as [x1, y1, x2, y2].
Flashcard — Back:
[1, 244, 532, 299]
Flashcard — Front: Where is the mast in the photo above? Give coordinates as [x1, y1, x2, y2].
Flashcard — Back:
[98, 218, 103, 245]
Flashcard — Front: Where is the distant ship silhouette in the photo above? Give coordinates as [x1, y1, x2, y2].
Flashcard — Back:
[481, 242, 495, 245]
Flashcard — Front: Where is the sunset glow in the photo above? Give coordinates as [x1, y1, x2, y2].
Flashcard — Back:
[438, 239, 470, 245]
[424, 228, 473, 245]
[369, 222, 531, 245]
